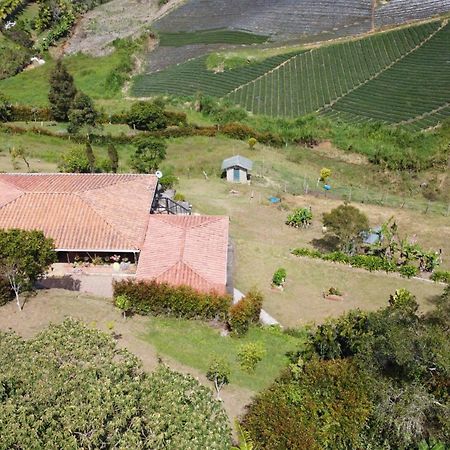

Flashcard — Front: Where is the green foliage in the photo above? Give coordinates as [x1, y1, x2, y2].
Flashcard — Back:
[68, 91, 99, 134]
[0, 319, 231, 448]
[114, 294, 131, 317]
[431, 270, 450, 284]
[242, 358, 371, 450]
[0, 277, 13, 306]
[48, 60, 77, 121]
[285, 207, 312, 228]
[247, 137, 257, 149]
[130, 136, 167, 173]
[398, 264, 419, 278]
[0, 37, 31, 80]
[84, 142, 96, 173]
[0, 229, 56, 309]
[271, 268, 286, 287]
[322, 204, 369, 254]
[228, 290, 263, 336]
[126, 101, 168, 131]
[59, 146, 91, 173]
[319, 167, 331, 182]
[0, 92, 12, 122]
[206, 357, 231, 398]
[237, 342, 266, 372]
[113, 279, 232, 321]
[107, 142, 119, 173]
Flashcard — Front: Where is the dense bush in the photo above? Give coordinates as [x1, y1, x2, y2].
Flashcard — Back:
[0, 93, 12, 122]
[126, 101, 168, 131]
[59, 147, 91, 173]
[430, 270, 450, 284]
[272, 268, 286, 287]
[0, 319, 231, 448]
[242, 289, 450, 448]
[10, 104, 53, 121]
[228, 290, 263, 336]
[285, 207, 312, 228]
[113, 279, 231, 321]
[0, 277, 13, 306]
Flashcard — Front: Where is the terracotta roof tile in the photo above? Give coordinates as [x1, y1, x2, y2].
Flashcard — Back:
[136, 215, 229, 294]
[0, 174, 158, 250]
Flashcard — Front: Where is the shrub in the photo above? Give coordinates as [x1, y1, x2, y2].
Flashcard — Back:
[114, 294, 131, 318]
[126, 101, 168, 131]
[237, 342, 266, 372]
[59, 147, 91, 173]
[326, 287, 342, 296]
[0, 277, 13, 306]
[286, 207, 312, 228]
[228, 290, 263, 336]
[430, 270, 450, 284]
[248, 137, 257, 149]
[399, 264, 419, 279]
[0, 93, 12, 122]
[272, 268, 287, 287]
[130, 136, 167, 173]
[113, 279, 231, 321]
[207, 357, 231, 399]
[10, 105, 53, 121]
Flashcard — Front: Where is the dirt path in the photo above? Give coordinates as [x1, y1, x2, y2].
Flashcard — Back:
[0, 289, 253, 423]
[63, 0, 185, 56]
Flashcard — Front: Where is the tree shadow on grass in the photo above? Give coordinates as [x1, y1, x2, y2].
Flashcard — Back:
[310, 235, 340, 252]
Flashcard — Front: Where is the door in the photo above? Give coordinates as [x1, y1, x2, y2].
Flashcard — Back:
[233, 168, 240, 182]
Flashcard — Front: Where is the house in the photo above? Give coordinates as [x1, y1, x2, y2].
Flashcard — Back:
[221, 155, 253, 183]
[0, 173, 230, 294]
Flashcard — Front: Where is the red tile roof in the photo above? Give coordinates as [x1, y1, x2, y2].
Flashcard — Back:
[0, 174, 158, 250]
[136, 215, 229, 294]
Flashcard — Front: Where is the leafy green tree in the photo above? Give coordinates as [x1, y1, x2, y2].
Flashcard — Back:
[237, 342, 266, 372]
[0, 319, 232, 448]
[126, 101, 168, 131]
[0, 229, 56, 310]
[322, 204, 369, 254]
[85, 142, 96, 173]
[107, 143, 119, 173]
[130, 137, 167, 173]
[0, 92, 12, 122]
[48, 60, 77, 121]
[59, 147, 91, 173]
[207, 357, 231, 399]
[68, 91, 98, 134]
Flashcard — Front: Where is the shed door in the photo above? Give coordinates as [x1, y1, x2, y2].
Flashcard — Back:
[233, 168, 240, 181]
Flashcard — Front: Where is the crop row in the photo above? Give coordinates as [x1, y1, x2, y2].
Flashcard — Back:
[227, 21, 439, 118]
[158, 29, 268, 47]
[329, 22, 450, 126]
[132, 52, 301, 98]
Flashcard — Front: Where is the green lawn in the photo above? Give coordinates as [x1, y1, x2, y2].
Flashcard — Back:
[0, 51, 126, 106]
[142, 317, 303, 391]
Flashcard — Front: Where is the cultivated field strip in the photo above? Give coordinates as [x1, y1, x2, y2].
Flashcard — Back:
[132, 52, 302, 98]
[326, 21, 450, 125]
[227, 22, 440, 118]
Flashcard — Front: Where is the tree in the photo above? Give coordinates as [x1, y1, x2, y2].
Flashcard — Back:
[322, 204, 369, 254]
[115, 294, 131, 319]
[9, 146, 31, 171]
[48, 60, 77, 121]
[126, 101, 168, 131]
[0, 92, 12, 122]
[59, 147, 91, 173]
[67, 91, 98, 134]
[319, 167, 331, 182]
[85, 142, 96, 173]
[0, 229, 56, 310]
[130, 137, 167, 173]
[207, 357, 231, 400]
[0, 320, 232, 448]
[107, 143, 119, 173]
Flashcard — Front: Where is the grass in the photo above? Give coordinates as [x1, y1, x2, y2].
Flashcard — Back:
[159, 29, 269, 47]
[173, 175, 447, 327]
[142, 317, 303, 391]
[0, 51, 126, 106]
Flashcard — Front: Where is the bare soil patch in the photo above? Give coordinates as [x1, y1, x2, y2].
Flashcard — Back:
[64, 0, 184, 56]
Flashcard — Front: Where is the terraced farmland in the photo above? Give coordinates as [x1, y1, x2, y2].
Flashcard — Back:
[159, 29, 269, 47]
[132, 51, 302, 98]
[322, 22, 450, 127]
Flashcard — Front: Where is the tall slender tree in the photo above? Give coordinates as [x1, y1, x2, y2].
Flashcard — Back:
[85, 142, 96, 173]
[107, 143, 119, 173]
[48, 60, 77, 121]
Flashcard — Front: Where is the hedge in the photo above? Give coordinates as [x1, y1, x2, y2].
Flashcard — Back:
[228, 290, 263, 335]
[113, 279, 231, 321]
[430, 270, 450, 284]
[291, 248, 422, 278]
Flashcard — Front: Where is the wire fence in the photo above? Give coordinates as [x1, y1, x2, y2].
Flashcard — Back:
[253, 161, 450, 217]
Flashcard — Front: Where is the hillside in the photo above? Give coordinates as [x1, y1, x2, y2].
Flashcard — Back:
[132, 20, 450, 129]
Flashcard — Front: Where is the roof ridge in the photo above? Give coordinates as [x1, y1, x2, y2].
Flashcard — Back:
[73, 192, 138, 250]
[155, 260, 212, 287]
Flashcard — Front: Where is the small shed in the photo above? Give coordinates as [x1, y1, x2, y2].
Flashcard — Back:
[221, 155, 253, 183]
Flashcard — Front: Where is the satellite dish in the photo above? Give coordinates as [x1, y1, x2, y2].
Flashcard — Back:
[155, 170, 163, 179]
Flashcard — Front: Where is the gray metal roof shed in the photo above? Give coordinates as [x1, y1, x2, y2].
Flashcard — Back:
[221, 155, 253, 171]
